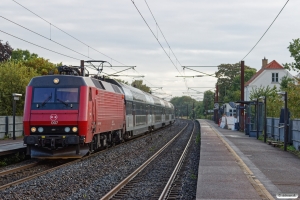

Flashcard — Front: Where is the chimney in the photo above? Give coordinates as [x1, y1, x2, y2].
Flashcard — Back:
[262, 57, 268, 68]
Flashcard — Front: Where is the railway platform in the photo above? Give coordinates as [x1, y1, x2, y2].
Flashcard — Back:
[196, 119, 300, 200]
[0, 137, 26, 156]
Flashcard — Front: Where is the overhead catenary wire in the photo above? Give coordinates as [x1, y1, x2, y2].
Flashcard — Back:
[1, 14, 126, 75]
[130, 0, 182, 76]
[144, 0, 189, 94]
[241, 0, 289, 61]
[143, 0, 183, 68]
[9, 0, 182, 97]
[131, 0, 189, 94]
[0, 29, 80, 61]
[0, 16, 91, 60]
[10, 0, 158, 86]
[11, 0, 128, 67]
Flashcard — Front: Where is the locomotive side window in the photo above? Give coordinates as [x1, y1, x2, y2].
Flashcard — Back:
[33, 88, 55, 103]
[89, 88, 92, 101]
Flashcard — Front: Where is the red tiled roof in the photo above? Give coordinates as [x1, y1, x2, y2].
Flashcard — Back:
[245, 60, 284, 86]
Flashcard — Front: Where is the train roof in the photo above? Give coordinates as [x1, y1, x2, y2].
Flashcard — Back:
[28, 75, 123, 94]
[105, 79, 174, 108]
[28, 76, 174, 108]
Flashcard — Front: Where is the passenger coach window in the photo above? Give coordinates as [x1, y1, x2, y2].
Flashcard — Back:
[126, 103, 132, 114]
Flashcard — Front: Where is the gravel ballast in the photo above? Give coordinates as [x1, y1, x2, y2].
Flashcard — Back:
[0, 120, 190, 200]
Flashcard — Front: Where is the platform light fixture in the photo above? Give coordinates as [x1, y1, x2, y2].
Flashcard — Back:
[277, 91, 288, 151]
[12, 93, 22, 140]
[259, 96, 267, 143]
[252, 98, 260, 139]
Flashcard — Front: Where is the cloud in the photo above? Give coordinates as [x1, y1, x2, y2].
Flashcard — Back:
[1, 0, 299, 99]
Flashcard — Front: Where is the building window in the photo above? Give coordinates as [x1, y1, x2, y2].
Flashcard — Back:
[272, 73, 278, 82]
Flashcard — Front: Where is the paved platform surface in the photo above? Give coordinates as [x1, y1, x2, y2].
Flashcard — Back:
[0, 137, 26, 156]
[196, 119, 300, 200]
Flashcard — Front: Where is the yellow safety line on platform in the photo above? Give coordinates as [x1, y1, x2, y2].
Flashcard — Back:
[204, 121, 275, 200]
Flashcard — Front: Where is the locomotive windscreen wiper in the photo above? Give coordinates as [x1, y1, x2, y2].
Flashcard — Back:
[41, 93, 52, 106]
[56, 98, 68, 106]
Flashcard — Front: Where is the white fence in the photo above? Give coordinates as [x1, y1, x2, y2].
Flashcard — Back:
[0, 116, 23, 139]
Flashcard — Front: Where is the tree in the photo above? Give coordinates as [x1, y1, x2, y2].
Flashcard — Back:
[170, 96, 197, 118]
[202, 91, 214, 116]
[280, 75, 295, 90]
[194, 101, 204, 118]
[10, 49, 59, 75]
[284, 83, 300, 119]
[114, 78, 129, 85]
[215, 63, 256, 102]
[249, 85, 280, 117]
[283, 38, 300, 73]
[0, 61, 39, 115]
[131, 80, 150, 93]
[11, 49, 38, 62]
[22, 57, 59, 75]
[249, 85, 277, 100]
[0, 40, 13, 62]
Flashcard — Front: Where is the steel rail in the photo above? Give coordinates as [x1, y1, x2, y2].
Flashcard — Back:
[0, 122, 176, 191]
[159, 121, 195, 200]
[100, 122, 189, 200]
[0, 162, 39, 177]
[0, 160, 75, 191]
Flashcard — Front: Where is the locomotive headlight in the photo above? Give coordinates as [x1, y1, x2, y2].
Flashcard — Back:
[64, 127, 70, 132]
[31, 127, 36, 132]
[38, 127, 44, 133]
[72, 127, 78, 132]
[53, 78, 59, 84]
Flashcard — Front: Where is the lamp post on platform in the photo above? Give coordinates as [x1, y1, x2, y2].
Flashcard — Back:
[256, 98, 259, 139]
[259, 96, 267, 143]
[12, 93, 22, 140]
[278, 91, 288, 151]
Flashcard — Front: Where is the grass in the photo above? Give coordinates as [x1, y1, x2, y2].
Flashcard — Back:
[0, 152, 27, 167]
[149, 147, 155, 152]
[258, 135, 264, 141]
[190, 171, 197, 180]
[195, 133, 201, 145]
[264, 139, 300, 158]
[0, 134, 10, 140]
[279, 144, 300, 156]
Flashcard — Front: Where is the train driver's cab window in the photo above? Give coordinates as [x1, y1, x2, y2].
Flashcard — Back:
[56, 88, 79, 103]
[33, 88, 79, 103]
[33, 88, 55, 103]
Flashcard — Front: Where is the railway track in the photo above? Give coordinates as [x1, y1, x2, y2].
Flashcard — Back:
[159, 121, 196, 200]
[0, 160, 73, 190]
[100, 120, 195, 200]
[0, 122, 177, 192]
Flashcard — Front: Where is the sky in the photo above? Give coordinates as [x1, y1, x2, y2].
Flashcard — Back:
[1, 0, 299, 101]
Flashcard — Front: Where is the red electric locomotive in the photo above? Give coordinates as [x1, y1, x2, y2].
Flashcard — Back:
[23, 67, 125, 158]
[23, 65, 175, 158]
